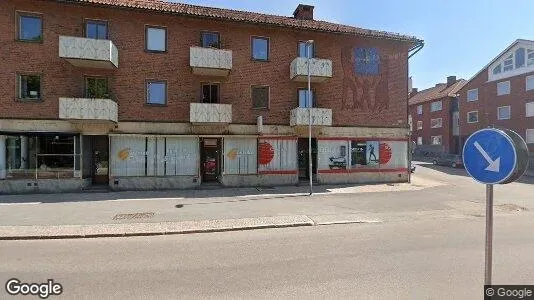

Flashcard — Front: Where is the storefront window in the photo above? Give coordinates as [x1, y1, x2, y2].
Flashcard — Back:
[3, 134, 80, 179]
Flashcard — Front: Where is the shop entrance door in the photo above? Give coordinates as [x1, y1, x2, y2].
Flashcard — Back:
[91, 135, 109, 185]
[200, 138, 221, 182]
[297, 138, 317, 181]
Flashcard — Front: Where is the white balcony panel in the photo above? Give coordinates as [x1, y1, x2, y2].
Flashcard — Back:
[290, 108, 332, 127]
[190, 47, 232, 77]
[59, 36, 119, 69]
[190, 103, 232, 124]
[290, 57, 333, 82]
[59, 98, 118, 123]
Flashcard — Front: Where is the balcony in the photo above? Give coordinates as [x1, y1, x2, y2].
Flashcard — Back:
[190, 47, 232, 77]
[290, 57, 333, 83]
[190, 103, 232, 124]
[290, 108, 332, 127]
[59, 98, 118, 123]
[59, 36, 119, 69]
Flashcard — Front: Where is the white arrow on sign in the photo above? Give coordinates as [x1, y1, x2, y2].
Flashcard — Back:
[474, 141, 500, 172]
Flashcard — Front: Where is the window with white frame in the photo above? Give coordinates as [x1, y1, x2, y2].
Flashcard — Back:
[503, 54, 513, 72]
[417, 120, 422, 130]
[497, 106, 511, 120]
[526, 129, 534, 143]
[527, 75, 534, 91]
[492, 48, 534, 75]
[430, 100, 442, 112]
[431, 135, 442, 145]
[417, 105, 423, 115]
[430, 118, 442, 128]
[417, 137, 422, 145]
[408, 115, 413, 131]
[515, 48, 526, 68]
[467, 89, 478, 101]
[526, 102, 534, 117]
[528, 49, 534, 66]
[467, 111, 479, 123]
[497, 81, 510, 95]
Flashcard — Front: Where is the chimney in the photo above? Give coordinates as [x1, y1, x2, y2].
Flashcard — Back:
[411, 88, 418, 95]
[447, 76, 457, 87]
[293, 4, 314, 20]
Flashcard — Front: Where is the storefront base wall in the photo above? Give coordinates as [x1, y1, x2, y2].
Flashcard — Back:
[0, 178, 90, 194]
[220, 174, 298, 187]
[317, 172, 408, 185]
[109, 176, 199, 191]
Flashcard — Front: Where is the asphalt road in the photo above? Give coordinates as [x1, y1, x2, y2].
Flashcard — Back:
[2, 213, 534, 299]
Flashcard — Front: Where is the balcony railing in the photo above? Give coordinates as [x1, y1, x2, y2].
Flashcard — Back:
[190, 103, 232, 124]
[59, 98, 118, 123]
[59, 36, 119, 69]
[190, 46, 232, 77]
[290, 57, 333, 83]
[290, 108, 332, 126]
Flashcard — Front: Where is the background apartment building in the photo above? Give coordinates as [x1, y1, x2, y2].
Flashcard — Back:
[0, 0, 422, 193]
[408, 76, 466, 156]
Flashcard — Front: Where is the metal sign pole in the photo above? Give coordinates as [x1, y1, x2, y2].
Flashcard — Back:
[485, 183, 493, 285]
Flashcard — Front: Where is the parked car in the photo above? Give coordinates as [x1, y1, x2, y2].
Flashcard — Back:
[432, 154, 463, 168]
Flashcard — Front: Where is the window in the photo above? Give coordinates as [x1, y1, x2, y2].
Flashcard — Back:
[497, 81, 510, 95]
[515, 48, 526, 68]
[298, 41, 314, 58]
[431, 136, 442, 145]
[145, 26, 166, 52]
[85, 20, 107, 39]
[201, 32, 220, 48]
[408, 115, 413, 131]
[526, 102, 534, 117]
[201, 83, 219, 103]
[252, 86, 269, 109]
[492, 64, 502, 75]
[85, 77, 109, 98]
[146, 80, 166, 105]
[467, 89, 478, 101]
[528, 49, 534, 66]
[298, 89, 314, 108]
[18, 74, 41, 100]
[430, 100, 442, 112]
[251, 37, 269, 61]
[18, 13, 42, 42]
[526, 75, 534, 91]
[416, 120, 422, 130]
[417, 105, 423, 114]
[497, 106, 511, 120]
[503, 54, 513, 72]
[430, 118, 442, 128]
[417, 137, 422, 145]
[467, 111, 479, 123]
[526, 129, 534, 144]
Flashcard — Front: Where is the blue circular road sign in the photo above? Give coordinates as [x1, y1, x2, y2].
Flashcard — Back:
[463, 128, 518, 184]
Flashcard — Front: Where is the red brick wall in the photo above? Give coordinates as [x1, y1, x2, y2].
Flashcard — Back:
[1, 0, 411, 128]
[458, 68, 534, 151]
[409, 96, 453, 153]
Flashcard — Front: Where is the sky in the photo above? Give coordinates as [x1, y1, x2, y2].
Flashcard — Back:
[175, 0, 534, 90]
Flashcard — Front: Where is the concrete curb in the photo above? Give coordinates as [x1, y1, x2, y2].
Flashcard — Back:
[0, 215, 315, 240]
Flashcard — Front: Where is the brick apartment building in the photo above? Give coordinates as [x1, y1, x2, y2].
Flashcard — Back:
[0, 0, 423, 193]
[458, 39, 534, 154]
[408, 76, 466, 155]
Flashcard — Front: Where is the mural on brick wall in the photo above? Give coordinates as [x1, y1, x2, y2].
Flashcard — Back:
[341, 46, 401, 113]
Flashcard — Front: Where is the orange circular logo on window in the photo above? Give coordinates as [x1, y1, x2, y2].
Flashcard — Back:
[258, 142, 275, 165]
[227, 148, 238, 160]
[118, 148, 130, 161]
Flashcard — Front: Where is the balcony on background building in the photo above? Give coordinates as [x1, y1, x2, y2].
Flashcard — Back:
[190, 47, 232, 77]
[59, 98, 118, 123]
[290, 57, 332, 82]
[59, 36, 119, 69]
[190, 103, 232, 124]
[290, 108, 332, 126]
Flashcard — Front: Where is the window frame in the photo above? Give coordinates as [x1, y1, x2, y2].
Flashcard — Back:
[526, 75, 534, 91]
[297, 40, 315, 58]
[16, 11, 43, 43]
[251, 85, 270, 109]
[467, 110, 479, 123]
[200, 31, 221, 48]
[417, 105, 423, 115]
[430, 100, 442, 112]
[431, 135, 442, 145]
[526, 102, 534, 117]
[467, 88, 478, 102]
[145, 25, 167, 53]
[416, 120, 422, 130]
[526, 129, 534, 144]
[145, 80, 167, 106]
[430, 118, 443, 128]
[200, 82, 220, 104]
[297, 88, 316, 108]
[251, 36, 270, 61]
[17, 73, 42, 101]
[416, 136, 422, 145]
[497, 105, 511, 120]
[84, 19, 109, 40]
[497, 81, 511, 96]
[84, 76, 109, 99]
